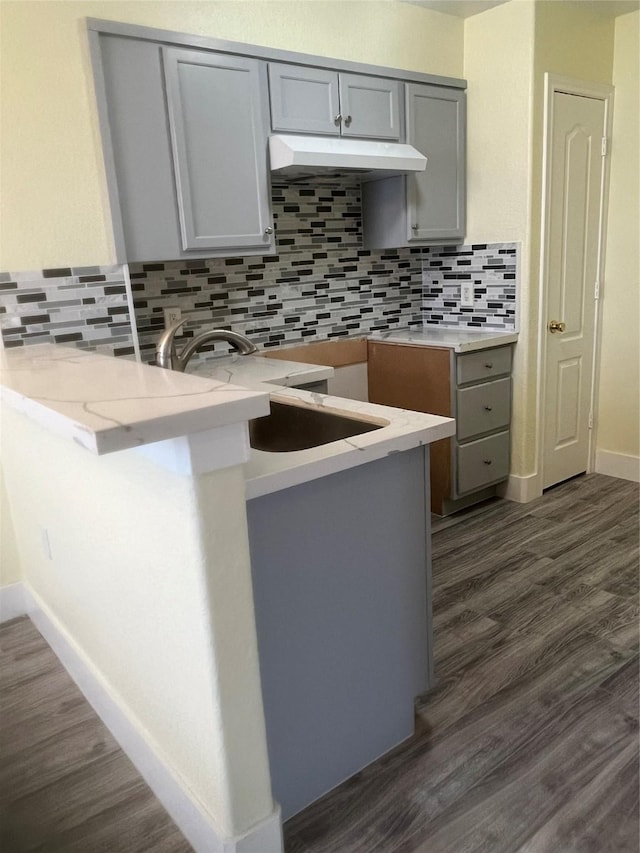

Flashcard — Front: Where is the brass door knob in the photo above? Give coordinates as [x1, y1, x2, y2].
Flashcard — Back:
[548, 320, 566, 333]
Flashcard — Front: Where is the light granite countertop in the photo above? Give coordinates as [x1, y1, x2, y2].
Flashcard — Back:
[188, 353, 333, 387]
[242, 384, 454, 499]
[0, 344, 270, 455]
[0, 345, 455, 495]
[369, 328, 518, 352]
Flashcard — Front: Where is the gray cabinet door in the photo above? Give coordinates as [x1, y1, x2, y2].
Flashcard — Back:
[339, 74, 401, 140]
[163, 47, 273, 252]
[268, 63, 340, 135]
[406, 83, 466, 243]
[269, 63, 401, 140]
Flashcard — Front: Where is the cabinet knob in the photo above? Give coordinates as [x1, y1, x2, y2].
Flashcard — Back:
[483, 459, 493, 465]
[334, 114, 342, 126]
[411, 224, 419, 231]
[484, 362, 493, 369]
[344, 115, 352, 127]
[484, 405, 493, 412]
[264, 226, 274, 235]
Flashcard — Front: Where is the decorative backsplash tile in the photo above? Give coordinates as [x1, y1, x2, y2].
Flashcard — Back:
[422, 243, 518, 329]
[131, 181, 424, 363]
[0, 182, 519, 358]
[0, 265, 136, 356]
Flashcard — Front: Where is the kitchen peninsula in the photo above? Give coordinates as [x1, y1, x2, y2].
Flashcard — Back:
[0, 343, 454, 847]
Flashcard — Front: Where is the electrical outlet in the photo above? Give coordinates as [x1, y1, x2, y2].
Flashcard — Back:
[163, 307, 182, 330]
[460, 283, 475, 308]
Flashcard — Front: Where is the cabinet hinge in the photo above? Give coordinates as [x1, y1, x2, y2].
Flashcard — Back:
[588, 411, 594, 430]
[594, 280, 601, 300]
[601, 137, 608, 157]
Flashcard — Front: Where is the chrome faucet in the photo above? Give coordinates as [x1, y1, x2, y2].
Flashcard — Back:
[155, 319, 258, 371]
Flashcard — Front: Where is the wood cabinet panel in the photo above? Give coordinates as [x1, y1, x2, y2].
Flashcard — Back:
[368, 342, 452, 514]
[367, 342, 451, 416]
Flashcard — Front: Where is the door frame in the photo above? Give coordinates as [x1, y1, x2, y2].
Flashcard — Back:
[536, 73, 614, 488]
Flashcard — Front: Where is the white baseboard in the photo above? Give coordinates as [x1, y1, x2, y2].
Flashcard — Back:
[8, 583, 283, 853]
[595, 450, 640, 483]
[0, 581, 27, 622]
[496, 472, 542, 503]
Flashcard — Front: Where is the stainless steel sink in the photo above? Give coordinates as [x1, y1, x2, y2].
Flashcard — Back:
[249, 400, 387, 452]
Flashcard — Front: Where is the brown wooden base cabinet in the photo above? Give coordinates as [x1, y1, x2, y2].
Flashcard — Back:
[367, 340, 513, 516]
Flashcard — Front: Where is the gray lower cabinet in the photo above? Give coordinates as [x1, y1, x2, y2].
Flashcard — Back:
[362, 83, 466, 247]
[367, 341, 512, 516]
[93, 36, 274, 261]
[268, 63, 402, 140]
[246, 447, 433, 819]
[452, 347, 512, 506]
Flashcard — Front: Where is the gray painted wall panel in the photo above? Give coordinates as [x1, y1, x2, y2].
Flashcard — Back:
[246, 447, 431, 819]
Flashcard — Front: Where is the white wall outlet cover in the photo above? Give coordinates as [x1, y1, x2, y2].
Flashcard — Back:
[460, 283, 475, 308]
[163, 307, 182, 329]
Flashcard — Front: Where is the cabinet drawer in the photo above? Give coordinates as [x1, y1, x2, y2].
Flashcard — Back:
[456, 431, 510, 495]
[456, 377, 511, 441]
[456, 346, 512, 385]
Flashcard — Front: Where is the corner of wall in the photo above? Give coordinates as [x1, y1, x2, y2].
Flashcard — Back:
[0, 459, 22, 588]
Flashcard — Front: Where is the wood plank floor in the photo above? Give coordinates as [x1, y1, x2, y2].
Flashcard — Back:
[1, 473, 637, 852]
[0, 616, 191, 852]
[284, 473, 639, 852]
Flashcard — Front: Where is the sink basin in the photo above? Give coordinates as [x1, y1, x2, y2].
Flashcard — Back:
[249, 400, 387, 452]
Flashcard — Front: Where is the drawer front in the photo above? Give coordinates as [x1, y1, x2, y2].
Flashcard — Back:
[456, 431, 510, 495]
[456, 346, 512, 385]
[456, 378, 511, 441]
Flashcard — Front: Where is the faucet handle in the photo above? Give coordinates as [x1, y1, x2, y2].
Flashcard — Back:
[156, 318, 186, 369]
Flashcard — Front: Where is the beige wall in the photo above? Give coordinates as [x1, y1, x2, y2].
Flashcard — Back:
[0, 0, 463, 271]
[1, 405, 273, 839]
[465, 0, 626, 485]
[527, 1, 615, 480]
[598, 11, 640, 460]
[464, 0, 535, 480]
[0, 462, 22, 586]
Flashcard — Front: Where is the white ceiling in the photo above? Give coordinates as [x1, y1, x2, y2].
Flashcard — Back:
[404, 0, 640, 19]
[403, 0, 507, 17]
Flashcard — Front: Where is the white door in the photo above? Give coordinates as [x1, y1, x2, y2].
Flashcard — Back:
[542, 90, 607, 489]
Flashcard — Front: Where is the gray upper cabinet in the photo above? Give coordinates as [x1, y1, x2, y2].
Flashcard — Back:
[268, 63, 402, 140]
[91, 21, 466, 263]
[268, 64, 340, 135]
[93, 35, 274, 262]
[406, 83, 465, 242]
[362, 83, 466, 247]
[163, 47, 273, 253]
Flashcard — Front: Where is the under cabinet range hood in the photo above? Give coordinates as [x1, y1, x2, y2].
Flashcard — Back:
[269, 134, 427, 180]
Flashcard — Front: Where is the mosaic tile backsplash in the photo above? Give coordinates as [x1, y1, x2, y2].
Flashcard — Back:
[131, 182, 424, 362]
[422, 243, 517, 329]
[0, 181, 518, 358]
[0, 265, 136, 356]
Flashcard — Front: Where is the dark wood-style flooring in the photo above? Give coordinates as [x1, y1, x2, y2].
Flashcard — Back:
[1, 473, 638, 852]
[0, 617, 191, 852]
[284, 473, 639, 852]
